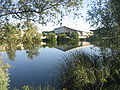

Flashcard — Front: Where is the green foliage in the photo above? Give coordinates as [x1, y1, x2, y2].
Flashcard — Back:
[46, 33, 56, 42]
[69, 32, 79, 41]
[58, 52, 109, 90]
[57, 33, 67, 42]
[23, 23, 41, 43]
[0, 57, 11, 90]
[0, 23, 41, 60]
[46, 41, 56, 48]
[0, 24, 20, 44]
[23, 42, 41, 59]
[22, 29, 41, 59]
[87, 0, 120, 37]
[58, 49, 120, 90]
[0, 24, 21, 60]
[6, 43, 17, 60]
[42, 31, 49, 36]
[0, 0, 82, 24]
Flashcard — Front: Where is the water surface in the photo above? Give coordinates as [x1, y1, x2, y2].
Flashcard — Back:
[1, 41, 92, 89]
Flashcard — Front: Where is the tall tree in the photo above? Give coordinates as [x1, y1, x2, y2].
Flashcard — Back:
[87, 0, 120, 37]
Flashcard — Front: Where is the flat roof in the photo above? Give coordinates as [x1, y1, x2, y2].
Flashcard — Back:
[54, 26, 91, 32]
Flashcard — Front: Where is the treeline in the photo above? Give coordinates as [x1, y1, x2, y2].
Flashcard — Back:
[0, 23, 41, 45]
[43, 32, 80, 43]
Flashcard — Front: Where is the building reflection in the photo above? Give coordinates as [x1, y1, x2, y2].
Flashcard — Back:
[56, 41, 90, 52]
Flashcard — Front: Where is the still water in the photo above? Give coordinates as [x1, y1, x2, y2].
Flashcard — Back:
[1, 41, 95, 89]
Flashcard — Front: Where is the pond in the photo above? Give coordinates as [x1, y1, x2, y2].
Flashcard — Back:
[0, 41, 93, 89]
[0, 40, 120, 90]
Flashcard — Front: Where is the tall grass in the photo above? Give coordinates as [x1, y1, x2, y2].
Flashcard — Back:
[57, 51, 111, 90]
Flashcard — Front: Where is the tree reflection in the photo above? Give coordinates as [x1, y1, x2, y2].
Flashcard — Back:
[24, 42, 41, 59]
[45, 41, 56, 48]
[56, 40, 79, 51]
[0, 23, 41, 60]
[5, 42, 17, 60]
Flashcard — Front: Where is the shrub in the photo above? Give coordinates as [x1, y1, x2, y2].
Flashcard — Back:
[46, 33, 56, 42]
[58, 51, 110, 90]
[69, 32, 79, 41]
[57, 33, 67, 42]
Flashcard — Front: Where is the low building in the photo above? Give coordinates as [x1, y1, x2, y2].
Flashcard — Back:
[54, 26, 92, 38]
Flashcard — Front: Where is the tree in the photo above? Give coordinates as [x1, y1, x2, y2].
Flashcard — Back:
[46, 33, 56, 42]
[0, 0, 82, 25]
[57, 33, 67, 42]
[70, 32, 79, 41]
[0, 24, 21, 47]
[42, 31, 50, 36]
[87, 0, 120, 37]
[23, 23, 41, 43]
[87, 0, 120, 50]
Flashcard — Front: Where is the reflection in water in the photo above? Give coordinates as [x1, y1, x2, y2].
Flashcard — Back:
[0, 23, 41, 60]
[6, 45, 16, 61]
[45, 41, 56, 48]
[23, 41, 41, 59]
[0, 56, 10, 90]
[0, 40, 41, 60]
[1, 33, 120, 90]
[56, 41, 90, 52]
[0, 40, 89, 60]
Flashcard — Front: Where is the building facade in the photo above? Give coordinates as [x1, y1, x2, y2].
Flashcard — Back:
[54, 26, 92, 38]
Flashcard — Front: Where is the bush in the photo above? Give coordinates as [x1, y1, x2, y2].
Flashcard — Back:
[58, 51, 110, 90]
[69, 32, 79, 41]
[57, 33, 67, 42]
[46, 33, 56, 42]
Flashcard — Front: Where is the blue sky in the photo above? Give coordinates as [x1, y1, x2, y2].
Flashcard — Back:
[37, 0, 94, 33]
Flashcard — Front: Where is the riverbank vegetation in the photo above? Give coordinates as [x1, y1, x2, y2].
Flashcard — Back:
[57, 50, 120, 90]
[0, 56, 10, 90]
[56, 32, 79, 44]
[0, 0, 120, 89]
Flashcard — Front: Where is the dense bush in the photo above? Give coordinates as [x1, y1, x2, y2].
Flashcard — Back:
[46, 33, 56, 42]
[58, 51, 117, 90]
[57, 33, 67, 42]
[69, 32, 79, 41]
